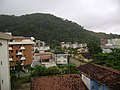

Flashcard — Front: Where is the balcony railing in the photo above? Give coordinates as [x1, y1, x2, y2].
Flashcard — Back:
[20, 46, 25, 50]
[9, 58, 13, 61]
[16, 52, 23, 55]
[9, 47, 13, 50]
[20, 57, 26, 60]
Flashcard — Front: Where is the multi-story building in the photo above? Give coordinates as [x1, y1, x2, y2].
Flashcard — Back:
[0, 32, 11, 90]
[105, 38, 120, 46]
[32, 52, 56, 68]
[34, 40, 50, 52]
[54, 53, 69, 65]
[8, 36, 35, 69]
[61, 42, 87, 49]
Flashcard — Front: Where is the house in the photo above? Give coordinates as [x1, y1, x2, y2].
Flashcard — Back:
[32, 52, 56, 68]
[8, 36, 35, 71]
[34, 40, 50, 52]
[78, 63, 120, 90]
[31, 74, 88, 90]
[0, 32, 12, 90]
[77, 48, 91, 59]
[54, 53, 69, 65]
[61, 42, 87, 49]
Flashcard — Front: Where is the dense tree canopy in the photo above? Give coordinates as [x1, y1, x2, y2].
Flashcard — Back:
[93, 48, 120, 70]
[0, 13, 120, 46]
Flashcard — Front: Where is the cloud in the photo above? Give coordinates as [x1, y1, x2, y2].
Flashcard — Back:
[0, 0, 120, 34]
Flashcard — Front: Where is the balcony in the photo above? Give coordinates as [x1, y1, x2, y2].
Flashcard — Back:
[16, 52, 23, 55]
[21, 63, 24, 65]
[9, 58, 13, 61]
[9, 47, 13, 50]
[20, 46, 25, 50]
[20, 57, 26, 60]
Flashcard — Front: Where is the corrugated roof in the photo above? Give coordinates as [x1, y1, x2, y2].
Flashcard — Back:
[0, 32, 12, 40]
[31, 74, 88, 90]
[78, 63, 120, 90]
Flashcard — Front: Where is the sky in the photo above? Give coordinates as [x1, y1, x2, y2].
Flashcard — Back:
[0, 0, 120, 34]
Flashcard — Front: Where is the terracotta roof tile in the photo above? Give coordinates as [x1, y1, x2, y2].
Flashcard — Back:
[78, 63, 120, 90]
[31, 74, 88, 90]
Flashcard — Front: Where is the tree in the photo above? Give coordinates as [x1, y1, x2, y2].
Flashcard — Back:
[35, 48, 39, 53]
[30, 65, 47, 77]
[46, 66, 60, 75]
[87, 41, 102, 56]
[15, 61, 25, 78]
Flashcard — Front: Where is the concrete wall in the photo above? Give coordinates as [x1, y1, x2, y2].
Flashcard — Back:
[90, 80, 98, 90]
[82, 74, 90, 90]
[82, 74, 110, 90]
[0, 39, 11, 90]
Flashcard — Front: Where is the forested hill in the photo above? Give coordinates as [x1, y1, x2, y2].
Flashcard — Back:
[0, 13, 120, 44]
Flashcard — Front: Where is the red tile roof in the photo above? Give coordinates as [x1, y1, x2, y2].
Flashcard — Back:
[40, 55, 52, 60]
[34, 52, 52, 60]
[78, 63, 120, 90]
[31, 74, 88, 90]
[34, 52, 52, 56]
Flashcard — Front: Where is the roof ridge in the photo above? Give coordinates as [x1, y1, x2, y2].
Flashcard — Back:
[92, 63, 120, 74]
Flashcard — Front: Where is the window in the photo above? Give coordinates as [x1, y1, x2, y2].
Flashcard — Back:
[2, 79, 3, 84]
[1, 61, 2, 65]
[11, 50, 13, 53]
[16, 50, 18, 53]
[63, 60, 66, 62]
[63, 56, 67, 58]
[20, 50, 22, 52]
[92, 86, 94, 89]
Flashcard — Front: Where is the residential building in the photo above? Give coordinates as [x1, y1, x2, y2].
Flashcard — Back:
[32, 52, 56, 68]
[77, 48, 91, 59]
[0, 32, 11, 90]
[101, 38, 120, 53]
[9, 36, 35, 70]
[54, 53, 69, 64]
[61, 42, 71, 48]
[78, 63, 120, 90]
[61, 42, 87, 49]
[34, 40, 50, 52]
[105, 38, 120, 47]
[31, 74, 88, 90]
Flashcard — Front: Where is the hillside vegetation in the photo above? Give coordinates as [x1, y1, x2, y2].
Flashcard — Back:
[0, 13, 120, 45]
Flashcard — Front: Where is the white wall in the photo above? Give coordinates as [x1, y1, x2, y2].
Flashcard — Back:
[55, 55, 68, 64]
[82, 74, 90, 90]
[0, 39, 11, 90]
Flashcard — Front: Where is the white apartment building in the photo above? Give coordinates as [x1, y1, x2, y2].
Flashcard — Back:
[106, 38, 120, 46]
[0, 32, 11, 90]
[34, 40, 50, 52]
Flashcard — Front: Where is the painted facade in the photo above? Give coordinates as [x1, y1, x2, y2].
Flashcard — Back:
[9, 36, 35, 68]
[32, 52, 56, 68]
[82, 74, 110, 90]
[0, 32, 11, 90]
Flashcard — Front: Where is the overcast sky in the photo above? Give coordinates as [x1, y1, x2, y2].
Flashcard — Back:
[0, 0, 120, 34]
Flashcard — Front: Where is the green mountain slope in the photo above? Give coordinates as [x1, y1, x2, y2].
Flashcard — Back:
[0, 13, 120, 44]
